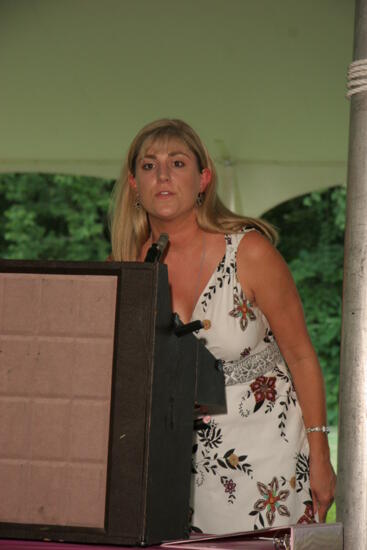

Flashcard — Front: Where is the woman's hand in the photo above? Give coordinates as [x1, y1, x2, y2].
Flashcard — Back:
[309, 451, 336, 522]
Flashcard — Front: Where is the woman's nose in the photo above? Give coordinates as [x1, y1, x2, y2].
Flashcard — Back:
[157, 163, 170, 181]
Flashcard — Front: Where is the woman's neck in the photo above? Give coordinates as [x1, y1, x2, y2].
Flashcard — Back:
[149, 214, 204, 252]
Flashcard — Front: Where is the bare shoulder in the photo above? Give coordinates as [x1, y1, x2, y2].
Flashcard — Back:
[237, 230, 294, 303]
[238, 229, 281, 264]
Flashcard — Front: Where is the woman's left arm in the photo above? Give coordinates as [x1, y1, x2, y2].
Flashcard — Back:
[237, 231, 336, 522]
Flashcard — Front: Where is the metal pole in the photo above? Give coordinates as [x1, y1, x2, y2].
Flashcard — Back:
[337, 1, 367, 548]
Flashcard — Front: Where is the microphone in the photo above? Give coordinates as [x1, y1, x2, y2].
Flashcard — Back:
[144, 233, 169, 263]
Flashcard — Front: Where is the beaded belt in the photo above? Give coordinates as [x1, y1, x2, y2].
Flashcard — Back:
[223, 340, 284, 386]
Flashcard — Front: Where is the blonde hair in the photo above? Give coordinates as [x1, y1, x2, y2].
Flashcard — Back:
[109, 118, 277, 260]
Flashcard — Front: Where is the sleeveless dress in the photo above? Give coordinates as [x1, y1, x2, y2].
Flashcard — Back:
[190, 231, 314, 534]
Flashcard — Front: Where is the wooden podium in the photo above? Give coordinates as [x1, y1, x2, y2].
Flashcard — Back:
[0, 260, 225, 546]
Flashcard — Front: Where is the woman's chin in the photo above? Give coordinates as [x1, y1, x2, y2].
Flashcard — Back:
[148, 207, 195, 224]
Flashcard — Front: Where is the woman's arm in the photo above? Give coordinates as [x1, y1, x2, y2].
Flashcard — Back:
[237, 231, 336, 521]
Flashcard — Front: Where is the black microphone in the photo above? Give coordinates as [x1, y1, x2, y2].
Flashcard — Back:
[144, 233, 169, 263]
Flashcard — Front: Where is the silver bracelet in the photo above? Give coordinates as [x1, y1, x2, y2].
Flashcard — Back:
[305, 425, 330, 434]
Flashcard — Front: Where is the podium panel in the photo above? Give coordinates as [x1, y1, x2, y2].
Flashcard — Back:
[0, 261, 224, 546]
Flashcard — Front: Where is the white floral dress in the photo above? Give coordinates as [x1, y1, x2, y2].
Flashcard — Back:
[190, 231, 314, 534]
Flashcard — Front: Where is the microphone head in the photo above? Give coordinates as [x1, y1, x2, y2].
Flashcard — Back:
[157, 233, 169, 254]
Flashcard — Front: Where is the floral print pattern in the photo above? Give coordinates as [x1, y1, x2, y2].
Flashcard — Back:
[237, 366, 298, 443]
[250, 375, 277, 409]
[190, 232, 312, 533]
[229, 292, 256, 331]
[295, 452, 311, 493]
[221, 477, 236, 503]
[263, 328, 274, 343]
[251, 477, 290, 527]
[192, 421, 254, 491]
[240, 346, 251, 358]
[297, 501, 315, 524]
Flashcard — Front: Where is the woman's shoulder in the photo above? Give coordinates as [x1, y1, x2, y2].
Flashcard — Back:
[237, 227, 278, 263]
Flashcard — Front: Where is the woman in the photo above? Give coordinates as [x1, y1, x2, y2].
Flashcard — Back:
[109, 118, 336, 534]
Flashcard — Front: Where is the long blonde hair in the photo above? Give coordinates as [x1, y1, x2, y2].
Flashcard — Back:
[109, 118, 277, 260]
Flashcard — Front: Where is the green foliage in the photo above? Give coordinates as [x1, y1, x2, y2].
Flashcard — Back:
[264, 187, 346, 425]
[0, 173, 114, 260]
[326, 426, 338, 523]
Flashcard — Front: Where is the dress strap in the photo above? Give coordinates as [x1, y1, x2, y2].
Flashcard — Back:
[241, 226, 258, 235]
[224, 227, 257, 258]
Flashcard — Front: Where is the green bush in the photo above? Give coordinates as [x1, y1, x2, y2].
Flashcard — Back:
[264, 187, 345, 425]
[0, 173, 113, 261]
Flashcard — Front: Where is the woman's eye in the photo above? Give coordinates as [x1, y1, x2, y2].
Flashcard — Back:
[142, 162, 154, 170]
[173, 160, 185, 168]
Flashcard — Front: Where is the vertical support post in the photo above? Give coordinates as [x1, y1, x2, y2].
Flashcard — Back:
[337, 1, 367, 548]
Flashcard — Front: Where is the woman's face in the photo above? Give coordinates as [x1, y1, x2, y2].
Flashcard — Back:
[128, 137, 211, 224]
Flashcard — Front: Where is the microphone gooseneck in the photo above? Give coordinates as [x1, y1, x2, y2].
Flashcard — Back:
[144, 233, 169, 263]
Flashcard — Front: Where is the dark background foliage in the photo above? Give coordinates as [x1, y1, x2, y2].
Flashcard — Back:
[0, 173, 114, 261]
[0, 173, 345, 424]
[264, 187, 345, 425]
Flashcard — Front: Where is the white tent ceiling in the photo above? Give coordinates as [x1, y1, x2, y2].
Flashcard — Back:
[0, 0, 354, 215]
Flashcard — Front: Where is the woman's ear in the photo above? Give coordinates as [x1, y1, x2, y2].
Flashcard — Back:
[200, 168, 212, 192]
[128, 172, 137, 190]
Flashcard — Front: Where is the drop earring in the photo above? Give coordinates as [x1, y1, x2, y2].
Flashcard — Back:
[134, 194, 141, 210]
[196, 192, 205, 207]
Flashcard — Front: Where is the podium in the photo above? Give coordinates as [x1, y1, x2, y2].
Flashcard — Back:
[0, 260, 225, 546]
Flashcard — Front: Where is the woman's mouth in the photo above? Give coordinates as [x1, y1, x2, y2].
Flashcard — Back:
[156, 191, 173, 198]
